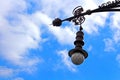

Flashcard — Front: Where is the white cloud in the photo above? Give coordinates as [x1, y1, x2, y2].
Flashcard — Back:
[49, 26, 76, 45]
[0, 0, 27, 16]
[83, 12, 109, 34]
[103, 30, 120, 52]
[39, 0, 80, 17]
[110, 13, 120, 43]
[0, 16, 41, 65]
[116, 54, 120, 64]
[57, 50, 76, 72]
[14, 77, 24, 80]
[113, 30, 120, 44]
[110, 13, 120, 29]
[0, 14, 41, 65]
[103, 13, 120, 52]
[103, 38, 115, 52]
[0, 66, 14, 77]
[87, 45, 93, 52]
[31, 11, 52, 26]
[31, 11, 76, 45]
[0, 0, 42, 77]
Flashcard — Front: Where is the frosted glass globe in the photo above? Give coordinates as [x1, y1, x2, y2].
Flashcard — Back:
[71, 52, 85, 65]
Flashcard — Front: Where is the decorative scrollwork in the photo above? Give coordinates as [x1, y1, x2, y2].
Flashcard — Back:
[99, 0, 120, 8]
[72, 6, 85, 25]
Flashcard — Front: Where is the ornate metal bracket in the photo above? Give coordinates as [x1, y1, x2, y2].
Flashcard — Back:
[72, 6, 85, 25]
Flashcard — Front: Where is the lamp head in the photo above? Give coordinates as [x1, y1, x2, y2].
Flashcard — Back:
[71, 52, 85, 65]
[68, 48, 88, 65]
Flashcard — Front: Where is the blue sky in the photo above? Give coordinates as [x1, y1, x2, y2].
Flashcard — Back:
[0, 0, 120, 80]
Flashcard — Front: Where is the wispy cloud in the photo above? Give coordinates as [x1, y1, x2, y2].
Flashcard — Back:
[103, 38, 115, 52]
[0, 66, 26, 80]
[57, 50, 77, 72]
[13, 77, 24, 80]
[103, 13, 120, 52]
[113, 30, 120, 44]
[49, 26, 76, 45]
[110, 13, 120, 30]
[116, 54, 120, 66]
[0, 0, 42, 78]
[31, 11, 76, 45]
[0, 66, 14, 77]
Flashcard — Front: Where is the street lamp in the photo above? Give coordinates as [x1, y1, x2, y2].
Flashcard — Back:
[52, 0, 120, 65]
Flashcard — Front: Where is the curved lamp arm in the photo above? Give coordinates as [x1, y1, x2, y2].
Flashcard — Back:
[52, 0, 120, 26]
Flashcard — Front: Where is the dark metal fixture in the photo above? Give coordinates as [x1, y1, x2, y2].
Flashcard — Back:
[52, 0, 120, 65]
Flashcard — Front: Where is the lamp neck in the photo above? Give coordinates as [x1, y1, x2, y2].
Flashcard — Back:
[74, 26, 84, 49]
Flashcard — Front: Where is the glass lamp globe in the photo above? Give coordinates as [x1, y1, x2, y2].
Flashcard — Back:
[71, 52, 85, 65]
